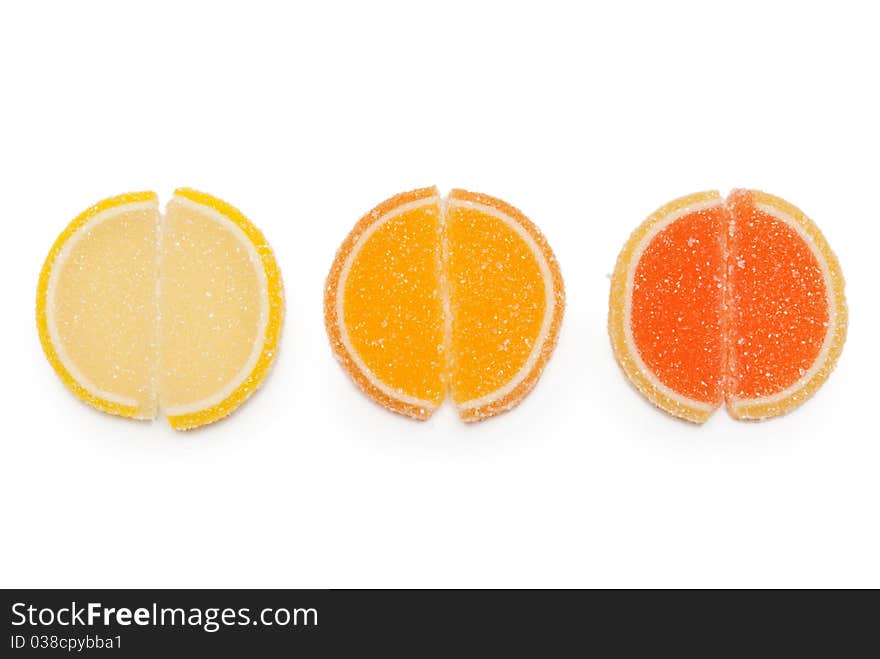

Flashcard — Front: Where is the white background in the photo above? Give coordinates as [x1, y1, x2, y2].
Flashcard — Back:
[1, 1, 877, 588]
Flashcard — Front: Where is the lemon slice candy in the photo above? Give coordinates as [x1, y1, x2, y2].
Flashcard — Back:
[37, 189, 284, 429]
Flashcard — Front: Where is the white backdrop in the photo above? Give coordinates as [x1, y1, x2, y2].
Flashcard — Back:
[1, 1, 877, 588]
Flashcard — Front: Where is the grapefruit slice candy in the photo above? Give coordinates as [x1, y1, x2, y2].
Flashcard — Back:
[37, 189, 284, 429]
[325, 187, 565, 422]
[725, 190, 847, 420]
[609, 189, 846, 422]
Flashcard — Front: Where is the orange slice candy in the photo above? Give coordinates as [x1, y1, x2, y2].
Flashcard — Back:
[609, 189, 846, 423]
[325, 187, 565, 422]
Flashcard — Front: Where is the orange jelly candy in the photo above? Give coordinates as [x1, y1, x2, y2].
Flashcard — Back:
[325, 187, 565, 422]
